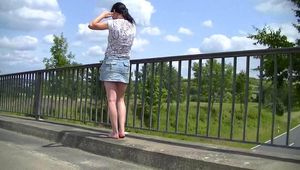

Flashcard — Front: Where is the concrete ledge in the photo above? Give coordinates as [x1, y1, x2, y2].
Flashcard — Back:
[0, 115, 299, 170]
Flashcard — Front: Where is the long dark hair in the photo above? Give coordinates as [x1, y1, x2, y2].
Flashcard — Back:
[111, 2, 135, 24]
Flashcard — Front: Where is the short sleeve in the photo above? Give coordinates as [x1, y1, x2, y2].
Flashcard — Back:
[107, 20, 114, 30]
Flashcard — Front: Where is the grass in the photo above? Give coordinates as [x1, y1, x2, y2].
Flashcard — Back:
[1, 98, 300, 149]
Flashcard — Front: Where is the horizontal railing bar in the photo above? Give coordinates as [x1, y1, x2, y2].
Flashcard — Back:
[130, 47, 300, 64]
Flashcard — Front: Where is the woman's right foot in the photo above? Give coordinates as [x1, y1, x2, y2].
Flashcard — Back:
[118, 132, 126, 138]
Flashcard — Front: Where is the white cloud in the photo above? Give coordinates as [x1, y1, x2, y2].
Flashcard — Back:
[84, 45, 105, 57]
[43, 34, 54, 44]
[187, 48, 201, 54]
[200, 34, 264, 53]
[96, 0, 155, 26]
[178, 27, 193, 35]
[132, 37, 149, 51]
[255, 0, 293, 14]
[164, 35, 181, 42]
[0, 36, 38, 51]
[141, 27, 161, 36]
[0, 0, 65, 30]
[202, 20, 213, 28]
[77, 23, 108, 42]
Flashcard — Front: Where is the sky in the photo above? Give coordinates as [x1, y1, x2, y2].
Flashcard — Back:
[0, 0, 299, 75]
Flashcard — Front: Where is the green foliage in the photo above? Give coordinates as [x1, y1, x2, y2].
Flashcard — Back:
[43, 33, 79, 69]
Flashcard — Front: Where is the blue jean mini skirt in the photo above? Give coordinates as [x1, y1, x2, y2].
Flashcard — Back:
[100, 56, 130, 84]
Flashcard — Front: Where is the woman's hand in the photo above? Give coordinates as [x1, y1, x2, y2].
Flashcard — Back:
[101, 11, 113, 18]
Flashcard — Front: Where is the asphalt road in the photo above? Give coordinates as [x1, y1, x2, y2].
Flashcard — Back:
[0, 128, 152, 170]
[251, 124, 300, 155]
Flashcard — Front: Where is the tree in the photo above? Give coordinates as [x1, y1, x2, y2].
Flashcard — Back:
[43, 33, 78, 69]
[247, 0, 300, 112]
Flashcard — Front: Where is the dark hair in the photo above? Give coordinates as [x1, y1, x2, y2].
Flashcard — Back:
[111, 2, 135, 24]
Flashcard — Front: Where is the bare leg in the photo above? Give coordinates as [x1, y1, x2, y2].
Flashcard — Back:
[116, 83, 128, 137]
[104, 82, 119, 138]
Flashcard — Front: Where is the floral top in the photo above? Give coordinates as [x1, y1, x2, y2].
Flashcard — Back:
[105, 19, 136, 58]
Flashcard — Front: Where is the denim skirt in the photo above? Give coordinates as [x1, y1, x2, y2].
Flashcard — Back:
[100, 56, 130, 84]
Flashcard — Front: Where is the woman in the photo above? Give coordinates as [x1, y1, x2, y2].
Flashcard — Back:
[88, 2, 136, 139]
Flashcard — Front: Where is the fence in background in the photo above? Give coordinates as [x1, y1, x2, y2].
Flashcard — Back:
[1, 47, 300, 148]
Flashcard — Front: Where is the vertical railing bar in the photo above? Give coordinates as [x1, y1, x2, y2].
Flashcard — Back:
[286, 54, 292, 146]
[157, 62, 164, 130]
[62, 69, 68, 119]
[9, 75, 13, 112]
[230, 57, 237, 140]
[46, 73, 50, 116]
[95, 67, 99, 123]
[149, 63, 155, 129]
[196, 59, 203, 135]
[89, 67, 95, 122]
[30, 73, 35, 114]
[140, 63, 147, 128]
[58, 70, 62, 118]
[75, 69, 79, 120]
[166, 61, 172, 132]
[185, 60, 192, 134]
[206, 59, 213, 137]
[69, 69, 74, 120]
[271, 55, 277, 144]
[132, 64, 139, 127]
[126, 63, 132, 126]
[84, 68, 89, 123]
[125, 63, 132, 127]
[79, 68, 84, 121]
[257, 55, 263, 142]
[54, 71, 59, 118]
[15, 75, 19, 113]
[11, 74, 15, 112]
[218, 58, 225, 138]
[42, 72, 47, 116]
[175, 60, 182, 133]
[49, 71, 55, 117]
[66, 69, 70, 120]
[50, 71, 57, 117]
[243, 56, 250, 141]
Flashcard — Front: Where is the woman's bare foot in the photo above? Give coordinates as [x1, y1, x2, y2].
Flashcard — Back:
[107, 132, 119, 139]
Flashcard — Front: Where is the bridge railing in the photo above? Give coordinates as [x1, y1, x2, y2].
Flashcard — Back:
[1, 47, 300, 148]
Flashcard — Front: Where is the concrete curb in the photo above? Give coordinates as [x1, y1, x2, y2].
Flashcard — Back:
[1, 115, 299, 170]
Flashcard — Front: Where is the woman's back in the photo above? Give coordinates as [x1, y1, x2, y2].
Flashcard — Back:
[105, 19, 136, 58]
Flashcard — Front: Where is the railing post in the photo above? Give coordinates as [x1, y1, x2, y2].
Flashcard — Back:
[33, 71, 42, 120]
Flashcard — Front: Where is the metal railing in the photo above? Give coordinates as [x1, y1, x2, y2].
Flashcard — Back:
[1, 47, 300, 148]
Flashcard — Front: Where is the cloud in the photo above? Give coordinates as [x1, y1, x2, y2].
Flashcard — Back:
[0, 0, 65, 30]
[132, 37, 149, 51]
[202, 20, 213, 28]
[96, 0, 155, 26]
[187, 48, 201, 54]
[255, 0, 293, 14]
[141, 27, 161, 36]
[200, 34, 264, 53]
[0, 36, 38, 51]
[164, 35, 181, 42]
[77, 23, 108, 42]
[43, 34, 54, 44]
[84, 45, 105, 57]
[178, 27, 193, 35]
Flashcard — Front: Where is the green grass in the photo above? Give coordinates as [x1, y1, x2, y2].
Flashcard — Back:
[2, 99, 300, 149]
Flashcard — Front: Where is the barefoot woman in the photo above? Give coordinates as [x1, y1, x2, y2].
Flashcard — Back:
[89, 2, 136, 139]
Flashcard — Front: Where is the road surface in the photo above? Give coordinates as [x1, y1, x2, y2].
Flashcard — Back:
[0, 128, 152, 170]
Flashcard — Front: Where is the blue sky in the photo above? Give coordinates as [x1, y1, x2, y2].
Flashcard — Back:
[0, 0, 298, 75]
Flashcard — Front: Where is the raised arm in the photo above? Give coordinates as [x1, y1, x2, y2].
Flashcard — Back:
[88, 11, 112, 30]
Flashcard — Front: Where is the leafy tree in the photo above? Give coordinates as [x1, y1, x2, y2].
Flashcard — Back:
[248, 0, 300, 112]
[43, 33, 78, 69]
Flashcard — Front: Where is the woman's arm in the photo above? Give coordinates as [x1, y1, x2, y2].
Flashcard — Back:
[88, 11, 112, 30]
